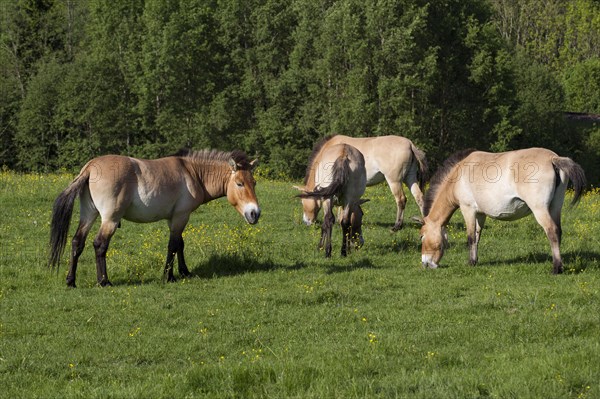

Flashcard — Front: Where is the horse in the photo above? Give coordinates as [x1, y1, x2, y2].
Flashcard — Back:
[420, 148, 586, 274]
[296, 135, 427, 231]
[297, 142, 368, 257]
[48, 149, 260, 287]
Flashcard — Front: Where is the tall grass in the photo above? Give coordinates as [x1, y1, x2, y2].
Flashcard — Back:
[1, 171, 599, 398]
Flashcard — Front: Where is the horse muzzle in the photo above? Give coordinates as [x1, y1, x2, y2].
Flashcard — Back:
[302, 213, 313, 226]
[421, 254, 439, 269]
[244, 204, 261, 224]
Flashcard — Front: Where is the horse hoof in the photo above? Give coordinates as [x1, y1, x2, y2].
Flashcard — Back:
[99, 280, 112, 287]
[391, 224, 403, 232]
[179, 269, 191, 278]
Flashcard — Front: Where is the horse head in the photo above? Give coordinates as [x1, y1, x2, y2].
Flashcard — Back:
[293, 185, 322, 226]
[420, 218, 449, 269]
[227, 158, 261, 224]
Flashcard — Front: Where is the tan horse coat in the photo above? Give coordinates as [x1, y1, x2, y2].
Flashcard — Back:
[307, 135, 427, 230]
[421, 148, 585, 274]
[298, 143, 367, 257]
[49, 149, 260, 286]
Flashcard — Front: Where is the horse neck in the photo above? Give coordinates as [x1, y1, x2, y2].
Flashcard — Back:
[304, 154, 321, 190]
[189, 159, 230, 200]
[426, 180, 458, 227]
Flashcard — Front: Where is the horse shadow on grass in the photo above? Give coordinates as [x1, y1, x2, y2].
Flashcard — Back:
[190, 253, 378, 278]
[323, 257, 377, 275]
[188, 254, 308, 279]
[477, 251, 600, 273]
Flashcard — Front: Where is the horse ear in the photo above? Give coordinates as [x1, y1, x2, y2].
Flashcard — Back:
[411, 216, 424, 225]
[228, 158, 238, 171]
[250, 159, 259, 171]
[441, 226, 450, 249]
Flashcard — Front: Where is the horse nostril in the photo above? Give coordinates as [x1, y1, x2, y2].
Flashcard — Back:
[246, 208, 260, 224]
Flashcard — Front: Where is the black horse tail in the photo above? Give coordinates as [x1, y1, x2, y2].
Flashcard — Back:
[552, 157, 586, 206]
[410, 142, 429, 190]
[48, 170, 90, 270]
[298, 156, 350, 200]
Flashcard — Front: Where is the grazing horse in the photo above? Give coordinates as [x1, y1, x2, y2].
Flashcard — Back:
[297, 143, 368, 257]
[420, 148, 586, 274]
[298, 135, 427, 230]
[49, 149, 260, 287]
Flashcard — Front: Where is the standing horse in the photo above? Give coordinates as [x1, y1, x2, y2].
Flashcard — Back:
[298, 135, 427, 230]
[420, 148, 585, 274]
[49, 149, 260, 287]
[297, 143, 368, 257]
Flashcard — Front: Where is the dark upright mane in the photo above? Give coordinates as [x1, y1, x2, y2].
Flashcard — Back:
[303, 135, 335, 184]
[174, 148, 252, 170]
[423, 148, 477, 216]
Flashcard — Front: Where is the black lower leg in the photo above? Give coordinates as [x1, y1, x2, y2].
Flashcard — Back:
[320, 208, 335, 258]
[164, 252, 176, 282]
[93, 237, 112, 287]
[176, 238, 190, 277]
[340, 219, 350, 257]
[66, 235, 85, 287]
[164, 235, 183, 282]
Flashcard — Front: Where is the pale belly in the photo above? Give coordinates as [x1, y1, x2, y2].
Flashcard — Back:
[122, 206, 171, 223]
[481, 197, 531, 221]
[122, 192, 186, 223]
[365, 171, 386, 186]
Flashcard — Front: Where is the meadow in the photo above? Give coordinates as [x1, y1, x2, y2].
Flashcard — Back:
[1, 170, 599, 398]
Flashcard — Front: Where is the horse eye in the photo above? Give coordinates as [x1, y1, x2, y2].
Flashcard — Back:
[236, 181, 244, 188]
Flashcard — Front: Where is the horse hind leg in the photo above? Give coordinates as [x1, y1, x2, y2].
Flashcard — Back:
[67, 217, 97, 287]
[386, 179, 407, 231]
[67, 194, 98, 288]
[401, 161, 426, 218]
[531, 207, 563, 274]
[319, 200, 335, 257]
[93, 220, 119, 286]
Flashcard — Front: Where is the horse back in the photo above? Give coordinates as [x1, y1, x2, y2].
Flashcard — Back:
[327, 135, 418, 181]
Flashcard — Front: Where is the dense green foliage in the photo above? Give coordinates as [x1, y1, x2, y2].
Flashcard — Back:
[1, 172, 599, 397]
[1, 0, 599, 181]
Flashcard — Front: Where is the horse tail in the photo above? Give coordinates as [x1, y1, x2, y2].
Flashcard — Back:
[298, 156, 350, 200]
[410, 143, 429, 190]
[552, 157, 586, 206]
[48, 168, 90, 270]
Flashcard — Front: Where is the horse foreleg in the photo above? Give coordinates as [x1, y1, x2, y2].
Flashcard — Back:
[386, 180, 407, 231]
[165, 217, 191, 281]
[473, 213, 486, 264]
[177, 239, 190, 278]
[461, 207, 480, 266]
[164, 234, 180, 282]
[339, 206, 352, 257]
[93, 221, 118, 287]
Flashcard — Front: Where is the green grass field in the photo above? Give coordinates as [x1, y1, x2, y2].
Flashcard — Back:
[1, 171, 599, 398]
